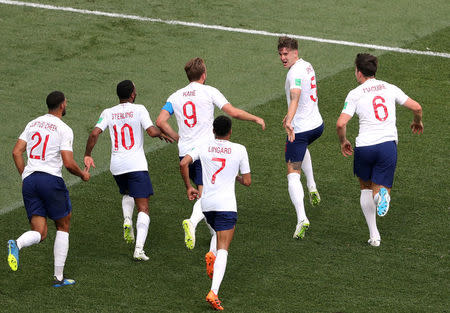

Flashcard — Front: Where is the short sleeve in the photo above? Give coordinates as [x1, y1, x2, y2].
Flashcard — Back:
[95, 109, 109, 131]
[209, 87, 229, 109]
[161, 101, 174, 115]
[341, 92, 356, 117]
[186, 147, 200, 162]
[18, 123, 30, 141]
[239, 146, 250, 174]
[140, 106, 154, 130]
[287, 69, 302, 91]
[391, 85, 409, 105]
[60, 126, 74, 152]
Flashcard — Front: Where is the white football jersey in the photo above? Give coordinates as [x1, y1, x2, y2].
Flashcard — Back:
[95, 102, 154, 175]
[188, 139, 250, 212]
[342, 78, 409, 147]
[164, 82, 229, 156]
[19, 114, 73, 180]
[285, 59, 323, 133]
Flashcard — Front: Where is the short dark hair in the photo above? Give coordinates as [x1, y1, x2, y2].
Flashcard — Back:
[355, 53, 378, 77]
[185, 57, 206, 82]
[116, 80, 135, 100]
[213, 115, 232, 137]
[46, 91, 65, 111]
[278, 36, 298, 51]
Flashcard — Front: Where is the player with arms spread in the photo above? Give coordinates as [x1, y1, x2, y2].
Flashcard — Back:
[336, 53, 423, 246]
[84, 80, 169, 260]
[156, 57, 265, 250]
[8, 91, 90, 287]
[278, 36, 324, 239]
[180, 116, 251, 311]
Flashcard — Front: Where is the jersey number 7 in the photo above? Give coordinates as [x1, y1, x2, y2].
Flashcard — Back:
[211, 158, 226, 184]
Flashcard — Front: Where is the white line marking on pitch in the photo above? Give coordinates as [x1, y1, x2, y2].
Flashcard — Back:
[1, 0, 449, 58]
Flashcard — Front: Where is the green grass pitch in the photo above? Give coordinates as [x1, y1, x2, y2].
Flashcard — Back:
[0, 1, 449, 312]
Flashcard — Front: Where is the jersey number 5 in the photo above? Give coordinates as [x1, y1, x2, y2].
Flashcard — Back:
[211, 158, 226, 184]
[30, 132, 49, 160]
[113, 124, 135, 151]
[183, 101, 197, 128]
[372, 96, 388, 121]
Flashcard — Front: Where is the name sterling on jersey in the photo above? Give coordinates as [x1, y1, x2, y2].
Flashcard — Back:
[112, 112, 134, 120]
[208, 146, 232, 154]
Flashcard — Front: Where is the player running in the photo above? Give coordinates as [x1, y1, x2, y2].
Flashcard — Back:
[8, 91, 90, 287]
[84, 80, 170, 260]
[180, 116, 251, 310]
[278, 36, 324, 239]
[156, 57, 265, 250]
[336, 53, 423, 246]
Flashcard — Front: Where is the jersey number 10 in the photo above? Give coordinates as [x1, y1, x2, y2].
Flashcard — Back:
[113, 124, 135, 151]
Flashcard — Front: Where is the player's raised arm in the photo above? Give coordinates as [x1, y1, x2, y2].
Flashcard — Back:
[402, 98, 423, 134]
[156, 106, 180, 142]
[12, 139, 27, 175]
[180, 154, 199, 200]
[336, 113, 354, 157]
[221, 103, 265, 130]
[84, 127, 103, 171]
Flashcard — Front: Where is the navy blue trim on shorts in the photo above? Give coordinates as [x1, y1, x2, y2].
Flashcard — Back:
[285, 123, 324, 163]
[179, 156, 203, 186]
[354, 141, 397, 188]
[22, 171, 72, 221]
[113, 171, 153, 198]
[204, 211, 237, 231]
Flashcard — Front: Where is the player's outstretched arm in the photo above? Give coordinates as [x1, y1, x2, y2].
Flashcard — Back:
[146, 126, 176, 143]
[221, 103, 265, 130]
[180, 155, 199, 200]
[403, 98, 423, 134]
[61, 150, 90, 181]
[336, 113, 354, 157]
[12, 139, 27, 175]
[156, 110, 180, 142]
[236, 173, 251, 187]
[84, 127, 102, 171]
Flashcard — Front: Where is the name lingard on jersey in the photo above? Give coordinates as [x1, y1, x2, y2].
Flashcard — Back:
[208, 146, 232, 154]
[363, 84, 386, 93]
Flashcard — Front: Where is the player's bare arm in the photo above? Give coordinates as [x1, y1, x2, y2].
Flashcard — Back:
[221, 103, 265, 130]
[84, 127, 103, 170]
[403, 98, 423, 134]
[12, 139, 27, 175]
[155, 110, 180, 142]
[236, 173, 251, 186]
[179, 155, 199, 200]
[61, 150, 90, 181]
[336, 113, 354, 157]
[146, 125, 174, 143]
[285, 89, 301, 142]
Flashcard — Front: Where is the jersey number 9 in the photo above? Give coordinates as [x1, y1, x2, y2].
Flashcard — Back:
[183, 101, 197, 128]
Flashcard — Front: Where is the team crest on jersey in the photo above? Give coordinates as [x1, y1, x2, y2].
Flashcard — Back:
[96, 117, 103, 124]
[295, 79, 301, 86]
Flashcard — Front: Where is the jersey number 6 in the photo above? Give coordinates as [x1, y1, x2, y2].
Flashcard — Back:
[183, 101, 197, 128]
[372, 96, 388, 121]
[211, 158, 226, 184]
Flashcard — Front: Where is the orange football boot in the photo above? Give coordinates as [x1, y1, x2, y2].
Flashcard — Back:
[206, 290, 224, 311]
[205, 251, 216, 279]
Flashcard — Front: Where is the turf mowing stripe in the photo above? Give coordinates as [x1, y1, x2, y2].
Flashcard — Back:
[1, 0, 449, 59]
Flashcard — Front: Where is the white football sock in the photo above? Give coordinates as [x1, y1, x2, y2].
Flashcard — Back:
[287, 173, 307, 222]
[211, 249, 228, 295]
[16, 230, 41, 250]
[122, 195, 135, 225]
[360, 189, 380, 240]
[209, 234, 217, 256]
[189, 199, 204, 229]
[136, 212, 150, 249]
[301, 149, 317, 192]
[54, 231, 69, 281]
